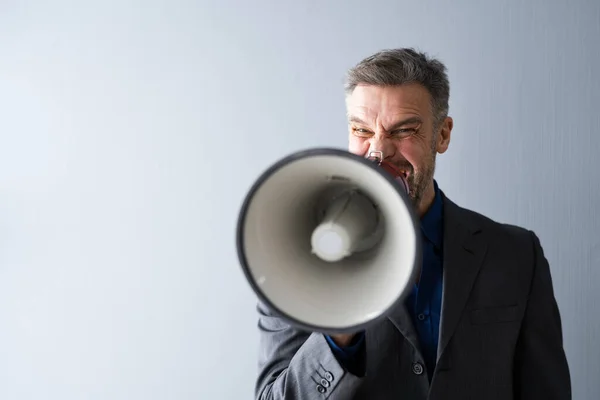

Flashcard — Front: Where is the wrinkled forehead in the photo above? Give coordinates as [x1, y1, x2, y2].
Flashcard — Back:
[345, 84, 433, 124]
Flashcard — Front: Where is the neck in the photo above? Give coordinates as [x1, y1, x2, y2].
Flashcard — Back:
[416, 180, 436, 218]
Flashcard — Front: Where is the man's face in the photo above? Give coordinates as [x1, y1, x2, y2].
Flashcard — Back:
[346, 83, 452, 214]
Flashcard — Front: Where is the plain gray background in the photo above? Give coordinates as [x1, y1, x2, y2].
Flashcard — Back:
[1, 0, 598, 399]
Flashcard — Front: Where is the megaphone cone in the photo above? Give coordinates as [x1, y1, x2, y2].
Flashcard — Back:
[236, 148, 421, 334]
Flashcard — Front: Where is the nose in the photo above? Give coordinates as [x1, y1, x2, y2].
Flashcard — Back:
[366, 136, 396, 161]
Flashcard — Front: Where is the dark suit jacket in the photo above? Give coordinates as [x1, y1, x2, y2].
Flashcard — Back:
[255, 193, 571, 399]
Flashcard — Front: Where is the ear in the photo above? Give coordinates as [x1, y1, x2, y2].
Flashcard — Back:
[436, 116, 453, 154]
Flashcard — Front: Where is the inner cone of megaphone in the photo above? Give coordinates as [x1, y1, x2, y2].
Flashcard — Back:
[310, 156, 410, 263]
[310, 188, 380, 262]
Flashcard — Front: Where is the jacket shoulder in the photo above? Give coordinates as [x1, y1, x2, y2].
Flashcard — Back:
[462, 206, 532, 237]
[443, 194, 537, 250]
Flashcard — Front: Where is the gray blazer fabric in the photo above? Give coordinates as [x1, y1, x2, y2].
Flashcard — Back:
[255, 194, 571, 400]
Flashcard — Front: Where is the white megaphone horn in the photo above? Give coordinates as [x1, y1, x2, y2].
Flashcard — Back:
[236, 148, 421, 334]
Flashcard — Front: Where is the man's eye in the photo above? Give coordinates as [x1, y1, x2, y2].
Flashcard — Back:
[393, 128, 416, 136]
[352, 127, 372, 135]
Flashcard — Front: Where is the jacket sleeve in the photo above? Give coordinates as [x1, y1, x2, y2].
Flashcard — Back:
[324, 333, 366, 377]
[513, 231, 572, 399]
[255, 301, 365, 399]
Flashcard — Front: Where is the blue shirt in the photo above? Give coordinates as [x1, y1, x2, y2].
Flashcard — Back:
[326, 180, 444, 379]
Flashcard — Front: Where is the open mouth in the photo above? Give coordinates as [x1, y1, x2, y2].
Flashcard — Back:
[395, 168, 410, 181]
[378, 161, 410, 181]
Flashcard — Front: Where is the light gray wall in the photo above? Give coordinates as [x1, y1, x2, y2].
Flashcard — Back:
[1, 0, 598, 399]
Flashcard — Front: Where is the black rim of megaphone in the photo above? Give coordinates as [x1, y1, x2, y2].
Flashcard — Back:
[236, 147, 422, 334]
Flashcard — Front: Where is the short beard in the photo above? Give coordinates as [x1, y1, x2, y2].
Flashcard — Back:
[407, 134, 438, 208]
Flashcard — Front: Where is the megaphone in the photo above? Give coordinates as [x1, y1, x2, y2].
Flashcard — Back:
[236, 148, 420, 334]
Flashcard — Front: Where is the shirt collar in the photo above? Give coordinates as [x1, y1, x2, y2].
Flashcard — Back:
[420, 180, 443, 249]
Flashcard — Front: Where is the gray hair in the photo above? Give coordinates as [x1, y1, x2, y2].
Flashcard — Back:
[344, 48, 450, 126]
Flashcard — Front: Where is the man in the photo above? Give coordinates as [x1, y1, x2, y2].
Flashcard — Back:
[255, 48, 571, 399]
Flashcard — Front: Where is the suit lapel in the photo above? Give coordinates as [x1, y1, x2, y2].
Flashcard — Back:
[387, 300, 421, 355]
[437, 195, 487, 361]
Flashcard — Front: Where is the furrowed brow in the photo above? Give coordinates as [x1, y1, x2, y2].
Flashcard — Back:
[387, 117, 423, 131]
[348, 115, 368, 125]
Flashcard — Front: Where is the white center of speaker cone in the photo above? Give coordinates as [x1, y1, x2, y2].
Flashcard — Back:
[311, 226, 349, 262]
